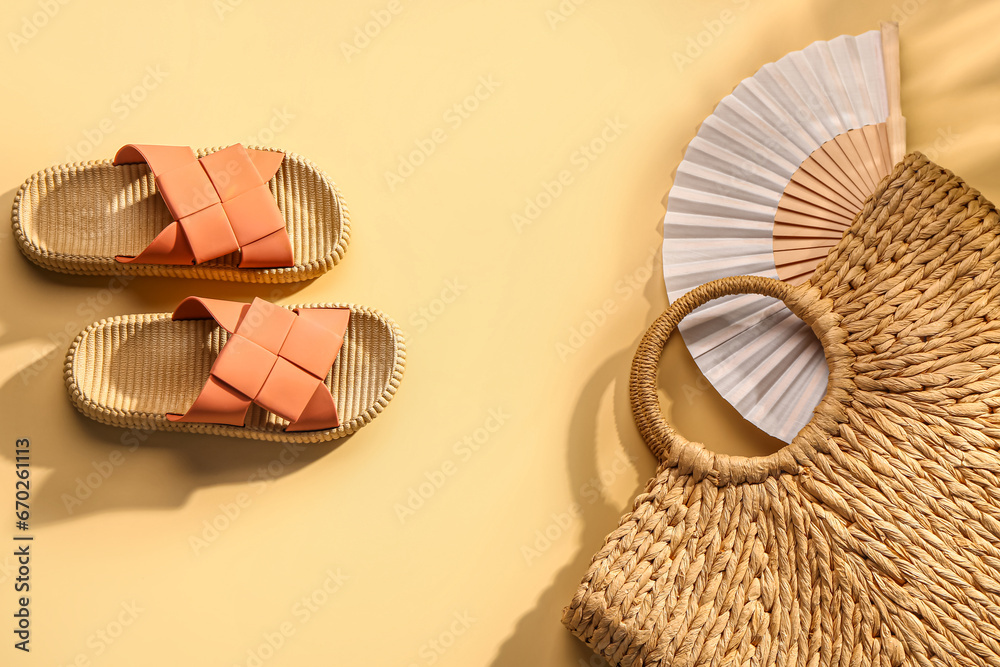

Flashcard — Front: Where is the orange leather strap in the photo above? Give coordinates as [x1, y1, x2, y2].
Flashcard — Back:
[113, 144, 293, 268]
[167, 297, 350, 431]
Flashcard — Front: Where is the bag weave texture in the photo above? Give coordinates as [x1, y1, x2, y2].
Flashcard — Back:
[563, 153, 1000, 667]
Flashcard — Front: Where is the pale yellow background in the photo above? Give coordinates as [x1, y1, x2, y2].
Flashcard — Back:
[0, 0, 998, 665]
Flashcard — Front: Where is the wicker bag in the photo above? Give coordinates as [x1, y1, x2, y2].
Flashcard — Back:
[563, 153, 1000, 666]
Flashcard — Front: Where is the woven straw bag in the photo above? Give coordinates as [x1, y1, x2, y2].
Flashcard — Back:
[563, 153, 1000, 666]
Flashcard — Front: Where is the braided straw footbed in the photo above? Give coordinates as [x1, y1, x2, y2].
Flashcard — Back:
[564, 153, 1000, 667]
[12, 146, 349, 283]
[65, 304, 405, 443]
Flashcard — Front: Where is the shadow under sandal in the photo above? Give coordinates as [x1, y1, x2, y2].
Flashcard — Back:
[65, 297, 405, 442]
[13, 143, 349, 283]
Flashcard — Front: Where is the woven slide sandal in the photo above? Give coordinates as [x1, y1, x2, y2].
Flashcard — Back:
[13, 143, 349, 283]
[65, 297, 405, 443]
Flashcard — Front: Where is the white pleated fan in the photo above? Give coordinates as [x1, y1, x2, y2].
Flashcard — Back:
[663, 23, 905, 442]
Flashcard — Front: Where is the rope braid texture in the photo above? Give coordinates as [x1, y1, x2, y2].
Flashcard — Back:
[563, 153, 1000, 666]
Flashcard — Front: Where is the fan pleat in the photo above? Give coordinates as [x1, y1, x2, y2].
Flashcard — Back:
[814, 139, 873, 201]
[775, 193, 855, 226]
[664, 212, 774, 238]
[780, 180, 858, 219]
[728, 314, 820, 411]
[678, 295, 787, 358]
[773, 233, 844, 248]
[796, 153, 867, 209]
[745, 345, 830, 426]
[706, 311, 804, 396]
[675, 162, 783, 207]
[664, 253, 776, 295]
[839, 133, 879, 192]
[774, 246, 838, 264]
[712, 98, 809, 165]
[862, 124, 890, 182]
[682, 139, 790, 190]
[667, 186, 776, 222]
[780, 166, 862, 215]
[735, 79, 821, 154]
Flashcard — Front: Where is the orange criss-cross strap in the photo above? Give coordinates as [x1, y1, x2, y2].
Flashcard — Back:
[167, 297, 350, 431]
[113, 144, 293, 267]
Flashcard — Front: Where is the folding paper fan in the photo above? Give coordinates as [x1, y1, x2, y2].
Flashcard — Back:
[663, 23, 905, 442]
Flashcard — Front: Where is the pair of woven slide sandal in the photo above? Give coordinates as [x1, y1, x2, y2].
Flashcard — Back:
[14, 143, 405, 442]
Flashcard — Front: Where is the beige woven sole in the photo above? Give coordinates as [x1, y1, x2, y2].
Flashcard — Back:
[13, 146, 349, 283]
[65, 303, 405, 443]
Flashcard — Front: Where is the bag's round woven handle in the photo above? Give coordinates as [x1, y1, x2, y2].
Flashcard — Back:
[630, 275, 830, 485]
